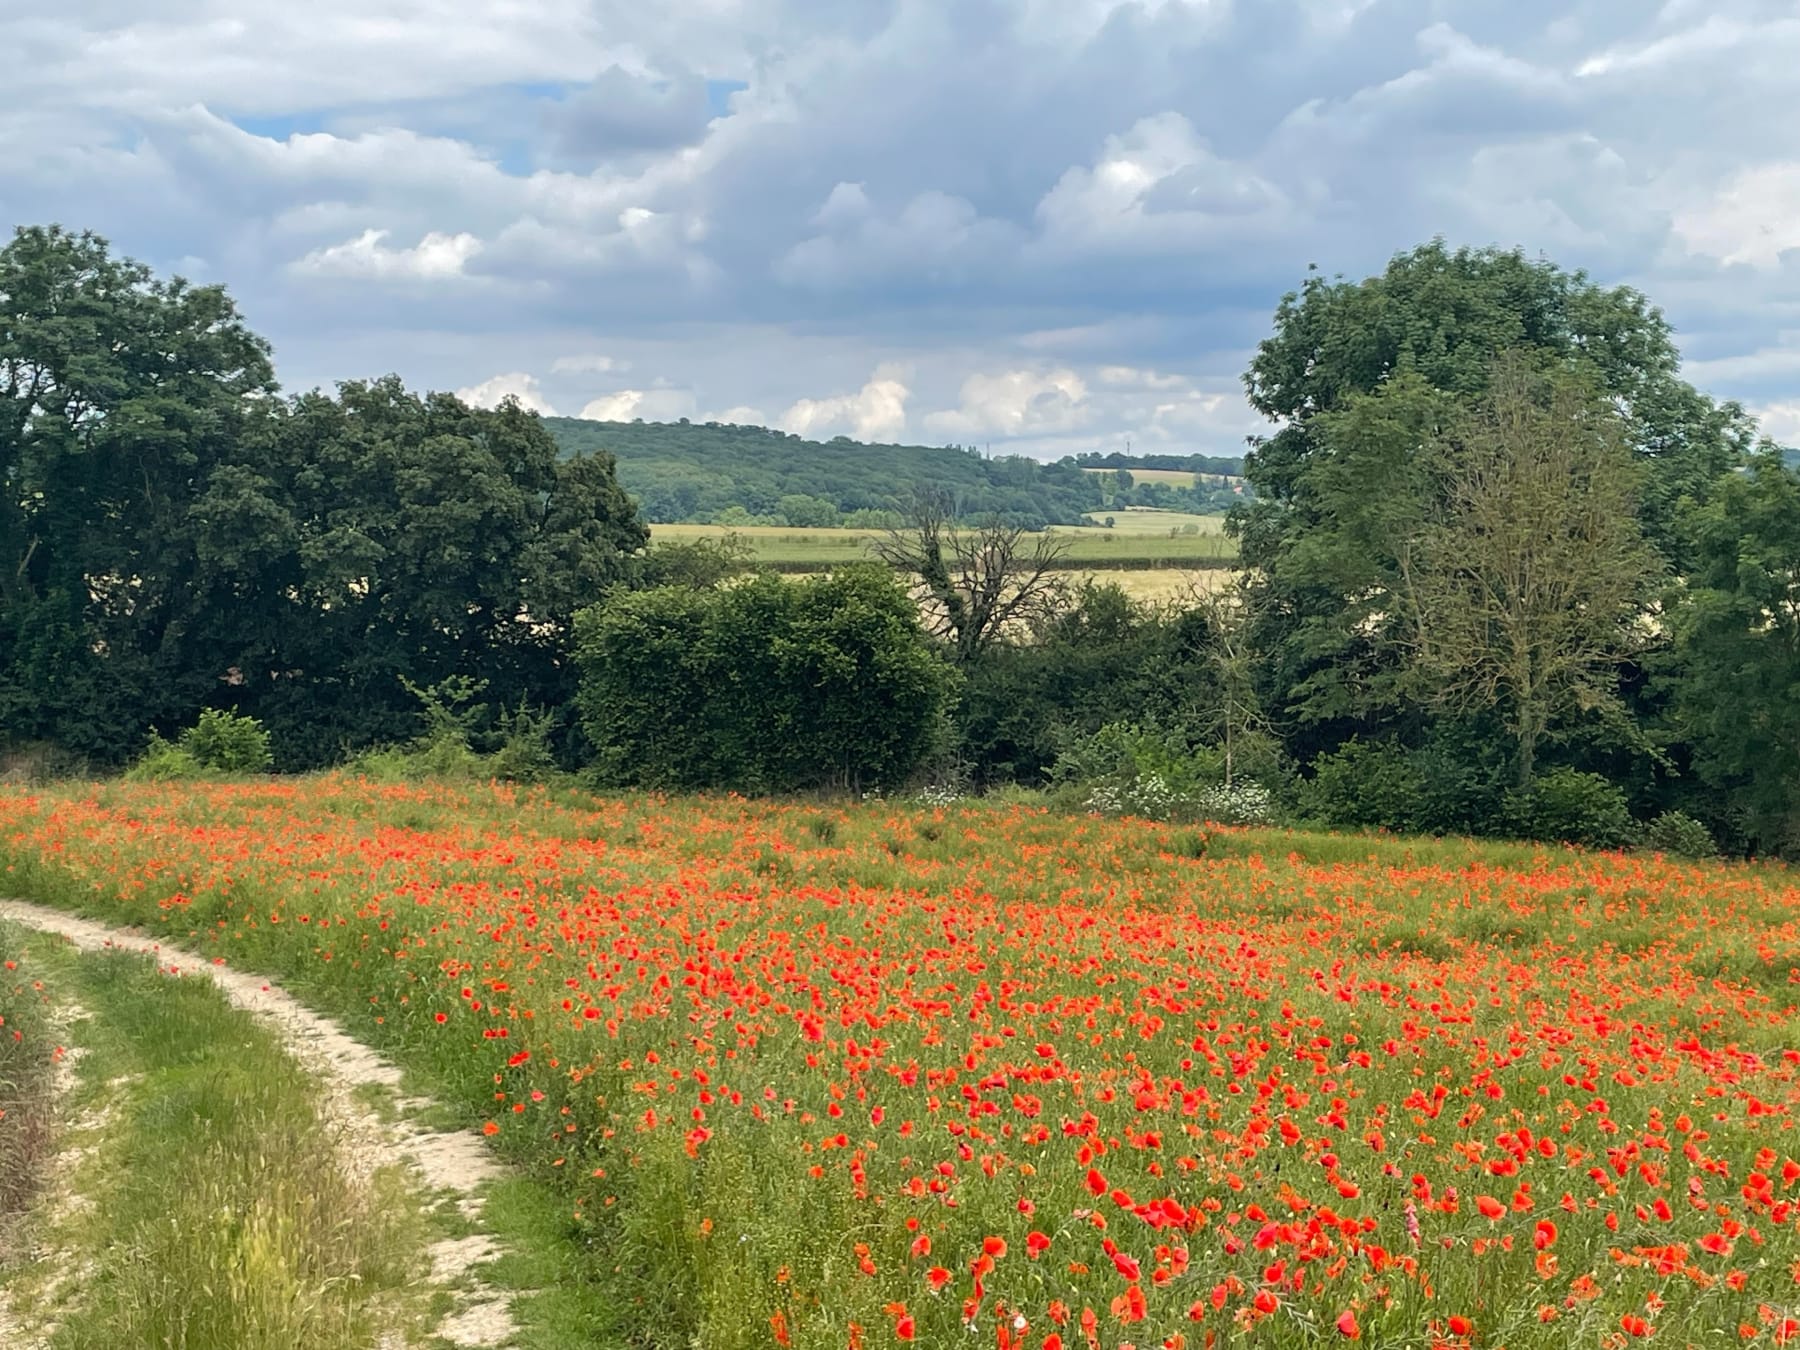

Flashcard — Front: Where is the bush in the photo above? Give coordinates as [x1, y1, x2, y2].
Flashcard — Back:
[1502, 767, 1636, 849]
[1298, 738, 1430, 833]
[179, 708, 273, 773]
[574, 565, 956, 794]
[1297, 729, 1510, 837]
[1643, 810, 1717, 859]
[125, 711, 273, 781]
[349, 681, 559, 783]
[124, 733, 206, 782]
[1050, 722, 1275, 824]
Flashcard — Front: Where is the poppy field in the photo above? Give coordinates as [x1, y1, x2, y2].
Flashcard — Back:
[2, 778, 1799, 1348]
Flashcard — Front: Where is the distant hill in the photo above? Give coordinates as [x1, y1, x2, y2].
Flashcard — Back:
[544, 417, 1229, 528]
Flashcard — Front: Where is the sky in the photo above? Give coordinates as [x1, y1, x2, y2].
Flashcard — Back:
[6, 0, 1800, 459]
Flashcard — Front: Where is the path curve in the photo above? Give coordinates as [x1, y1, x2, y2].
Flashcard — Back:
[0, 899, 519, 1348]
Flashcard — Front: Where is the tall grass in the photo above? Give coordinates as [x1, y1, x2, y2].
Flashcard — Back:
[44, 950, 422, 1350]
[0, 921, 57, 1242]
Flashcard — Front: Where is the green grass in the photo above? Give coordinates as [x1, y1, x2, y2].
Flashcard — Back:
[0, 921, 58, 1241]
[0, 926, 619, 1348]
[2, 937, 428, 1350]
[648, 520, 1236, 569]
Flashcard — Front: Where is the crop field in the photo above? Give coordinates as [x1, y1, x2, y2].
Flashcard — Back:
[3, 780, 1799, 1348]
[1075, 510, 1233, 535]
[1082, 468, 1233, 489]
[651, 521, 1237, 569]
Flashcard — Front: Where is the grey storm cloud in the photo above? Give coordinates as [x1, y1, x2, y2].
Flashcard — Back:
[4, 0, 1800, 455]
[549, 65, 716, 158]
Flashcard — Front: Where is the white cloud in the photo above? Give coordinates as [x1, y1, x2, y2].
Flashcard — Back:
[551, 353, 628, 374]
[706, 404, 768, 426]
[1576, 16, 1761, 79]
[1034, 112, 1286, 253]
[454, 372, 558, 415]
[14, 0, 1800, 460]
[292, 228, 482, 281]
[1672, 162, 1800, 268]
[580, 390, 644, 421]
[1097, 365, 1190, 391]
[579, 387, 698, 422]
[925, 368, 1089, 438]
[1752, 399, 1800, 446]
[780, 367, 912, 442]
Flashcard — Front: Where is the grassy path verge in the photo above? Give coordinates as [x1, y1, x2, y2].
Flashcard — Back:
[0, 903, 612, 1348]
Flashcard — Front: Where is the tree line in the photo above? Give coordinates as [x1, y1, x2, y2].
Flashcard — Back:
[4, 226, 1798, 858]
[543, 416, 1230, 527]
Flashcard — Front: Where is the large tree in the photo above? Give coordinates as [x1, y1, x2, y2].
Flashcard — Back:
[1, 225, 647, 765]
[1671, 451, 1800, 855]
[1233, 241, 1752, 754]
[0, 225, 278, 755]
[229, 378, 649, 764]
[1398, 357, 1660, 787]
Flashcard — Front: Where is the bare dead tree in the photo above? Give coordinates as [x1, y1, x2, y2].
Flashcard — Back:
[872, 487, 1071, 663]
[1184, 578, 1275, 789]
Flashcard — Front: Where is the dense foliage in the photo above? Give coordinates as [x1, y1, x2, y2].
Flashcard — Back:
[1, 226, 647, 767]
[573, 565, 954, 793]
[5, 222, 1799, 860]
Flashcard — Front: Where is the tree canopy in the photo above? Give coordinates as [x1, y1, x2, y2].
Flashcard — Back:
[1231, 241, 1753, 757]
[1, 226, 646, 765]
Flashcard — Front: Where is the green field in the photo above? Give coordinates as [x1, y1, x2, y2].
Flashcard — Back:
[650, 517, 1236, 569]
[1076, 507, 1231, 533]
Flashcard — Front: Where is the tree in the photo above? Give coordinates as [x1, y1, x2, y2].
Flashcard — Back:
[1397, 357, 1661, 787]
[955, 581, 1216, 787]
[872, 488, 1070, 663]
[1671, 451, 1800, 855]
[241, 379, 648, 763]
[0, 225, 278, 756]
[1232, 241, 1751, 757]
[1185, 580, 1275, 790]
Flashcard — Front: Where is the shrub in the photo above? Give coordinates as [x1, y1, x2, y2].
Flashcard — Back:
[123, 733, 206, 782]
[574, 565, 956, 794]
[1502, 767, 1636, 849]
[1643, 810, 1717, 860]
[1298, 738, 1429, 833]
[125, 711, 273, 781]
[1051, 722, 1274, 824]
[489, 704, 559, 784]
[1297, 730, 1510, 837]
[179, 708, 273, 773]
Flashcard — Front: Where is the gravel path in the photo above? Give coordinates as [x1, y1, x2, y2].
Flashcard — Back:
[0, 899, 520, 1348]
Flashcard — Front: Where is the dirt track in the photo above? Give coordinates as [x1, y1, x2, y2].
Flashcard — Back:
[0, 899, 519, 1348]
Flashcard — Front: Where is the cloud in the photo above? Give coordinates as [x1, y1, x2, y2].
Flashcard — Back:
[551, 353, 628, 375]
[1751, 399, 1800, 447]
[579, 387, 699, 422]
[551, 64, 715, 158]
[925, 369, 1090, 439]
[1672, 163, 1800, 268]
[13, 0, 1800, 459]
[292, 228, 483, 281]
[1034, 113, 1288, 253]
[780, 367, 912, 442]
[455, 371, 557, 415]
